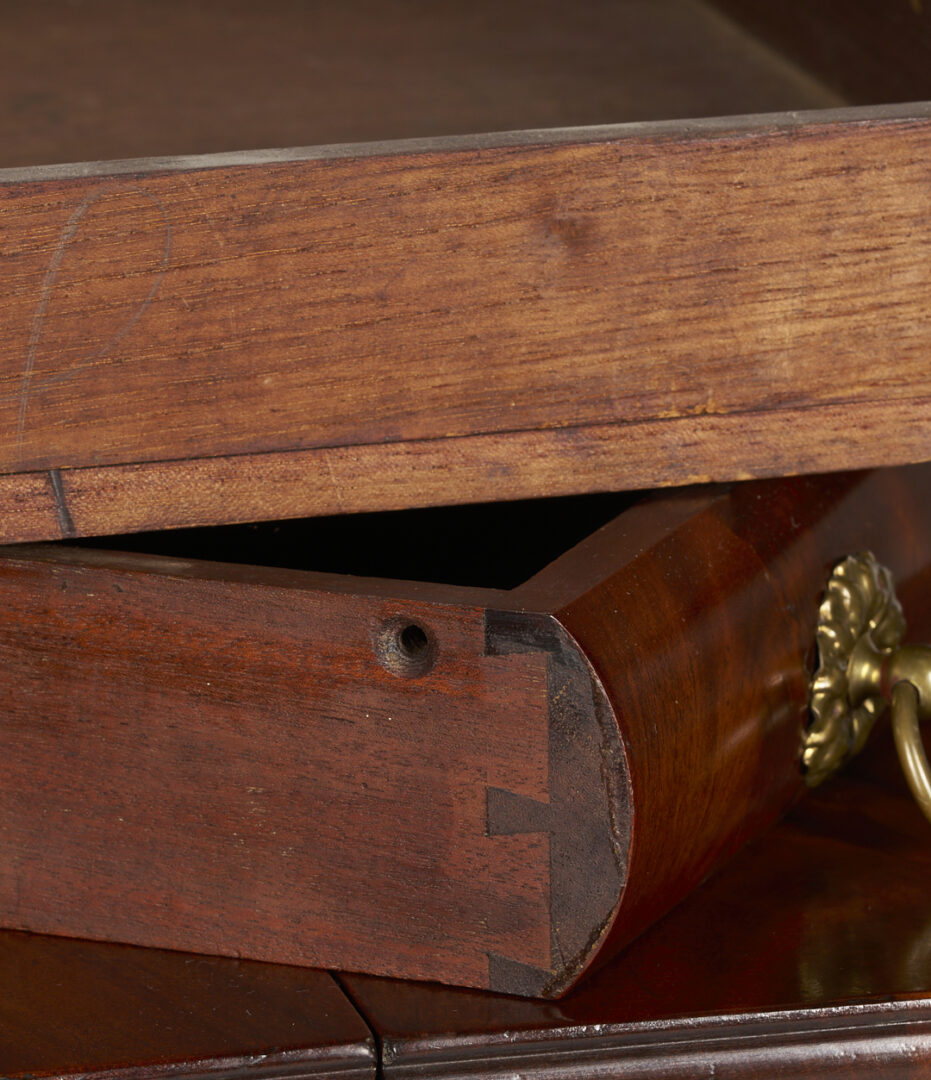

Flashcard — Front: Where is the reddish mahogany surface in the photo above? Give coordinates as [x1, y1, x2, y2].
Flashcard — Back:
[1, 466, 930, 997]
[344, 755, 931, 1079]
[514, 464, 931, 979]
[2, 105, 930, 543]
[0, 932, 375, 1080]
[3, 763, 929, 1078]
[0, 553, 555, 987]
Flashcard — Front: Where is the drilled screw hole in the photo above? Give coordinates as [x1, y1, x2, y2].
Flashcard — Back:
[376, 617, 437, 678]
[398, 622, 429, 660]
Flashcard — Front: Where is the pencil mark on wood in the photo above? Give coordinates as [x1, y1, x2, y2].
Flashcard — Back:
[47, 468, 76, 538]
[17, 192, 96, 450]
[16, 188, 172, 460]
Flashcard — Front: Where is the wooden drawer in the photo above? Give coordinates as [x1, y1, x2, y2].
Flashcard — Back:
[3, 466, 931, 997]
[3, 763, 931, 1079]
[0, 1, 928, 544]
[1, 3, 930, 1063]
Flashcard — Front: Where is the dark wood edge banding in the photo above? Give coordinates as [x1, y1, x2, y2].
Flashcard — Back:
[485, 610, 631, 997]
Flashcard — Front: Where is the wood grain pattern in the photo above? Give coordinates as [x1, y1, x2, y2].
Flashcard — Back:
[3, 466, 930, 996]
[0, 550, 557, 987]
[3, 395, 931, 545]
[4, 769, 931, 1076]
[0, 931, 376, 1080]
[1, 106, 929, 542]
[511, 464, 931, 982]
[343, 766, 931, 1079]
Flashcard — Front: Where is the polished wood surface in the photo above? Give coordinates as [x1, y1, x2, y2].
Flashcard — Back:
[3, 467, 930, 996]
[3, 765, 929, 1078]
[0, 2, 925, 543]
[344, 759, 931, 1079]
[0, 547, 550, 986]
[513, 465, 931, 980]
[0, 932, 375, 1080]
[2, 106, 929, 543]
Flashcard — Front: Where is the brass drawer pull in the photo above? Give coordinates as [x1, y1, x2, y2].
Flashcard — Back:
[892, 681, 931, 823]
[804, 551, 931, 823]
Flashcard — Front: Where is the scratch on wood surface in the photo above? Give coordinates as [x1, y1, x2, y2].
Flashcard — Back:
[46, 468, 76, 539]
[323, 450, 346, 513]
[17, 191, 98, 453]
[178, 174, 237, 337]
[15, 187, 172, 460]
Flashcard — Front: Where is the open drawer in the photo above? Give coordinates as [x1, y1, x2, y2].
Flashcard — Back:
[0, 1, 928, 544]
[3, 465, 931, 996]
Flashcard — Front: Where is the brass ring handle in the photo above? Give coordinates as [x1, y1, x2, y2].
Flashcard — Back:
[891, 680, 931, 825]
[803, 552, 931, 825]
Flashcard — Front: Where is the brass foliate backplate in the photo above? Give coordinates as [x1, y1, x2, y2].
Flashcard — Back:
[804, 552, 905, 787]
